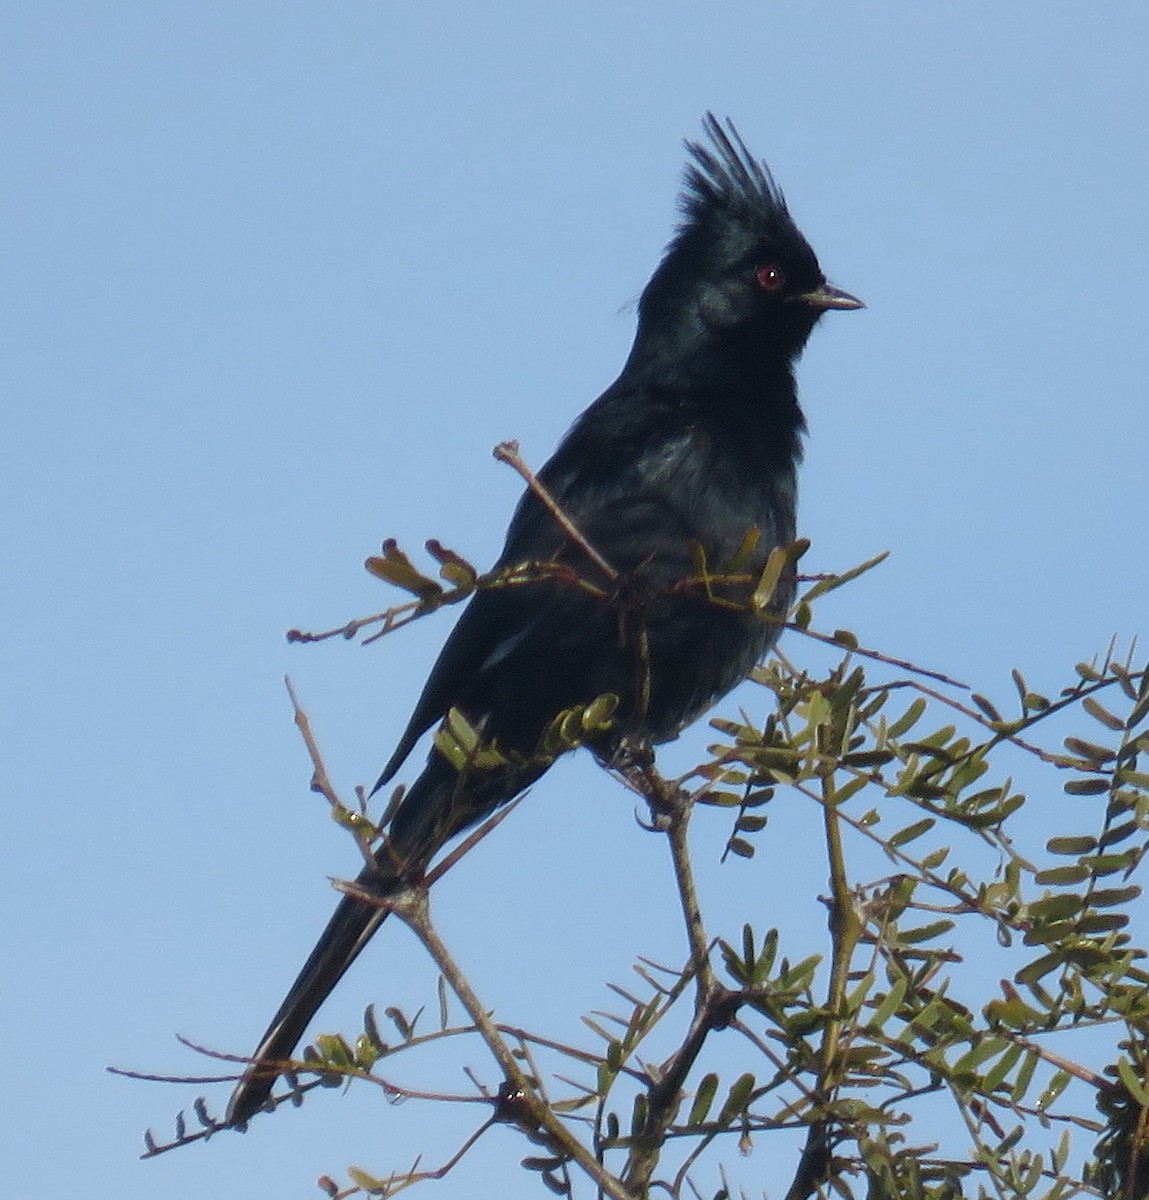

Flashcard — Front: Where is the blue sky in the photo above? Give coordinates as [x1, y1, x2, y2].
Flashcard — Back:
[3, 4, 1147, 1197]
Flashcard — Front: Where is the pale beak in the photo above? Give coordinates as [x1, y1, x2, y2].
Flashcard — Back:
[796, 282, 864, 311]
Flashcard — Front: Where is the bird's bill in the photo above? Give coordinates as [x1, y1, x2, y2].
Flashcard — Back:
[795, 283, 865, 311]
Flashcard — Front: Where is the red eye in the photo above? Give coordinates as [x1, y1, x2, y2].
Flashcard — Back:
[755, 264, 786, 293]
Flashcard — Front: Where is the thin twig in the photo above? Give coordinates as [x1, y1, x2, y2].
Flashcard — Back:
[778, 774, 864, 1199]
[622, 986, 740, 1196]
[781, 622, 969, 689]
[616, 754, 716, 999]
[494, 440, 618, 581]
[421, 798, 524, 889]
[610, 755, 748, 1195]
[385, 884, 635, 1200]
[284, 676, 378, 869]
[285, 675, 340, 810]
[875, 671, 1136, 769]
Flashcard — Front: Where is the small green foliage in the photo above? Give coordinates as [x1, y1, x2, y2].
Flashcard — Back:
[537, 693, 618, 759]
[688, 1073, 720, 1125]
[424, 537, 478, 589]
[145, 542, 1149, 1199]
[750, 543, 791, 613]
[715, 1073, 756, 1125]
[433, 707, 509, 773]
[365, 538, 445, 600]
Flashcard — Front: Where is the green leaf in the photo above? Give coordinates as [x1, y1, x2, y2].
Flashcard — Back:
[1024, 920, 1080, 947]
[1011, 1048, 1040, 1102]
[777, 954, 822, 990]
[346, 1166, 387, 1191]
[948, 754, 991, 792]
[963, 784, 1011, 811]
[1036, 1069, 1071, 1111]
[1046, 836, 1097, 855]
[1064, 777, 1110, 796]
[1028, 893, 1085, 921]
[424, 538, 478, 588]
[1082, 695, 1125, 730]
[869, 977, 907, 1029]
[899, 919, 955, 945]
[446, 707, 479, 753]
[1075, 912, 1129, 934]
[802, 549, 888, 602]
[1052, 1128, 1071, 1173]
[433, 707, 507, 772]
[887, 697, 927, 740]
[1034, 865, 1090, 886]
[1064, 736, 1115, 764]
[353, 1033, 380, 1072]
[708, 790, 747, 808]
[751, 546, 789, 612]
[1015, 952, 1063, 986]
[846, 972, 875, 1015]
[921, 845, 950, 869]
[433, 726, 467, 771]
[364, 538, 444, 599]
[1129, 685, 1149, 729]
[314, 1033, 355, 1068]
[741, 923, 755, 967]
[907, 724, 957, 751]
[971, 692, 1003, 721]
[1080, 849, 1140, 875]
[889, 817, 936, 848]
[1090, 885, 1141, 907]
[985, 997, 1042, 1031]
[839, 748, 894, 769]
[688, 1073, 719, 1125]
[982, 1041, 1024, 1092]
[952, 1035, 1009, 1076]
[1099, 818, 1139, 847]
[1117, 1056, 1149, 1106]
[583, 692, 619, 731]
[716, 1073, 756, 1125]
[725, 526, 762, 573]
[752, 928, 779, 984]
[903, 777, 947, 801]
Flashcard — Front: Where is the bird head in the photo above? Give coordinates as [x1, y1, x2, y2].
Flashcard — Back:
[636, 114, 862, 367]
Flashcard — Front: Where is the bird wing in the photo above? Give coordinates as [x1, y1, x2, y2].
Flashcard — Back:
[373, 579, 551, 787]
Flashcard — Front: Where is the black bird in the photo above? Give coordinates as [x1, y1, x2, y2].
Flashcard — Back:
[227, 115, 861, 1126]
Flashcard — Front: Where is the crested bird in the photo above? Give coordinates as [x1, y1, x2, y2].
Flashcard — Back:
[227, 114, 862, 1126]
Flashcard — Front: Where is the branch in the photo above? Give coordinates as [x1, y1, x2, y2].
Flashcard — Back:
[493, 440, 618, 581]
[378, 881, 636, 1200]
[285, 675, 378, 868]
[610, 752, 752, 1194]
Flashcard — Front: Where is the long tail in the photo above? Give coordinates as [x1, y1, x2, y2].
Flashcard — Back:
[225, 866, 392, 1126]
[226, 759, 460, 1127]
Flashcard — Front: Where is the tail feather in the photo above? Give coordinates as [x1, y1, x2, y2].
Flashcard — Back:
[226, 760, 461, 1127]
[225, 873, 390, 1126]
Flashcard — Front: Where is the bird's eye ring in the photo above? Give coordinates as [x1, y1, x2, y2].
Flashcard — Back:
[755, 264, 786, 293]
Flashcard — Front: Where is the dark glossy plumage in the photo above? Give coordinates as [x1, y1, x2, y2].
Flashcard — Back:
[227, 115, 861, 1126]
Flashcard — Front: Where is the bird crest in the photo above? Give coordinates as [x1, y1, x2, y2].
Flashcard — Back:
[678, 113, 798, 248]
